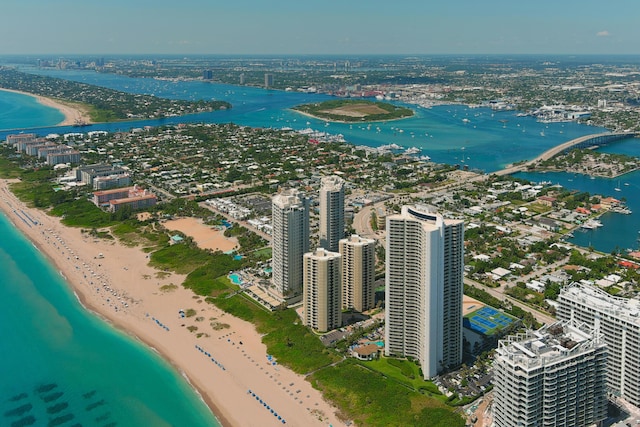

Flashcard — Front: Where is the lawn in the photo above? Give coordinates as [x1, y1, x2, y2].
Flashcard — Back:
[361, 357, 443, 398]
[309, 360, 465, 427]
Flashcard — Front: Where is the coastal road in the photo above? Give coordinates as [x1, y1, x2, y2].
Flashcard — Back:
[353, 204, 378, 240]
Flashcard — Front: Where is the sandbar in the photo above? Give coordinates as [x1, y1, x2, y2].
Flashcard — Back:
[0, 178, 344, 427]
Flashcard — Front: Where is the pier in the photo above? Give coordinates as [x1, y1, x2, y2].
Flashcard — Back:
[494, 132, 637, 176]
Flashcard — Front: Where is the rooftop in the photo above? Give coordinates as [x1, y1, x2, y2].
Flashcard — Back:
[496, 320, 603, 370]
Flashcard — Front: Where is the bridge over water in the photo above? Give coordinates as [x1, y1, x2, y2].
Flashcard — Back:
[494, 132, 637, 176]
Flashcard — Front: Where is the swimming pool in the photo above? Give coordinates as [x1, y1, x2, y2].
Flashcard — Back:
[229, 273, 242, 285]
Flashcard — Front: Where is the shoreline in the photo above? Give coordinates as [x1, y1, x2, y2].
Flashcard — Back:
[0, 179, 344, 427]
[290, 107, 415, 124]
[529, 166, 640, 180]
[0, 88, 93, 126]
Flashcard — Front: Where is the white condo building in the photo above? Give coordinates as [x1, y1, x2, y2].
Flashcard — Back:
[319, 175, 345, 253]
[384, 205, 464, 378]
[339, 234, 376, 312]
[557, 282, 640, 406]
[303, 248, 342, 332]
[271, 189, 310, 303]
[493, 321, 608, 427]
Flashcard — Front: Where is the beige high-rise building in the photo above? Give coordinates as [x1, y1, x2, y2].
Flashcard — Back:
[271, 189, 309, 303]
[339, 235, 375, 312]
[303, 248, 342, 332]
[319, 175, 345, 253]
[385, 205, 464, 378]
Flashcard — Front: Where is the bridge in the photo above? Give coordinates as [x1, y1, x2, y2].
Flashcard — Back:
[494, 131, 637, 176]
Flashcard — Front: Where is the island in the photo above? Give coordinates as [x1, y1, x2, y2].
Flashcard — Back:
[292, 99, 414, 123]
[0, 67, 231, 123]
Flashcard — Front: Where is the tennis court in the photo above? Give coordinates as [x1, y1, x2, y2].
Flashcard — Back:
[464, 305, 517, 335]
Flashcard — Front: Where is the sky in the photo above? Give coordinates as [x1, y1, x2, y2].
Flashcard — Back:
[1, 0, 639, 55]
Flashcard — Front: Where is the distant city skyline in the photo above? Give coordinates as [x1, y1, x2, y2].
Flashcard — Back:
[2, 1, 639, 55]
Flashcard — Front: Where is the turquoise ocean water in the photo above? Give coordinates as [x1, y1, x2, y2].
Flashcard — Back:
[0, 85, 219, 427]
[0, 73, 638, 425]
[0, 89, 64, 130]
[0, 212, 219, 426]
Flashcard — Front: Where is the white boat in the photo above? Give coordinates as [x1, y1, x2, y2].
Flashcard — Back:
[580, 220, 603, 230]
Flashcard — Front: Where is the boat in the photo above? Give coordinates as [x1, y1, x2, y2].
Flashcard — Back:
[580, 220, 603, 230]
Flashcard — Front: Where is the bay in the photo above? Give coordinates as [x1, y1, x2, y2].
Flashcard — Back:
[515, 137, 640, 254]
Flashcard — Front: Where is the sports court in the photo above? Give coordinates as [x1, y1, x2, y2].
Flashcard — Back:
[464, 306, 517, 336]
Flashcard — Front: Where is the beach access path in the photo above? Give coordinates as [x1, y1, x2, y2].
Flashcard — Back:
[0, 178, 345, 427]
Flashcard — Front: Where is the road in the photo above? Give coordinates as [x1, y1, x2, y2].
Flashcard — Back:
[493, 131, 635, 176]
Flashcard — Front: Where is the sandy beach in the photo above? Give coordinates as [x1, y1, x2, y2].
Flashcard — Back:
[164, 217, 239, 252]
[0, 88, 92, 126]
[0, 178, 344, 427]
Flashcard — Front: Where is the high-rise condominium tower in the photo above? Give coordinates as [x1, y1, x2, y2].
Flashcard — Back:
[493, 321, 608, 427]
[385, 205, 464, 378]
[558, 282, 640, 406]
[303, 248, 342, 332]
[271, 189, 309, 303]
[319, 175, 345, 253]
[339, 234, 375, 312]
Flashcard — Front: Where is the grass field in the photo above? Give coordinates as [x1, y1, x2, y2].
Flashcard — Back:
[319, 103, 390, 118]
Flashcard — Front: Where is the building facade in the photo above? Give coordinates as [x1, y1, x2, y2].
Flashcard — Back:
[303, 248, 342, 332]
[77, 164, 130, 187]
[493, 321, 608, 427]
[557, 282, 640, 406]
[264, 73, 274, 88]
[319, 175, 345, 253]
[384, 205, 464, 378]
[339, 234, 375, 312]
[271, 189, 310, 303]
[6, 133, 37, 149]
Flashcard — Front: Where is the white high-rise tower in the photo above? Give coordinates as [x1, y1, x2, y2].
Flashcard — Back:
[558, 282, 640, 406]
[493, 321, 608, 427]
[271, 189, 309, 303]
[384, 205, 464, 378]
[319, 175, 345, 253]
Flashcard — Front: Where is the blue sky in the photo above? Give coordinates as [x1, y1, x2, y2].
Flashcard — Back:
[1, 0, 638, 55]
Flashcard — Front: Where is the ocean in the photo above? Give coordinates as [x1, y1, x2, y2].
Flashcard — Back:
[0, 89, 64, 130]
[0, 212, 219, 426]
